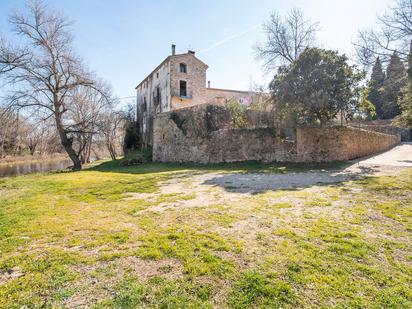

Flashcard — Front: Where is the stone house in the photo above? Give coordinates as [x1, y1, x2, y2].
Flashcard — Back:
[135, 44, 264, 148]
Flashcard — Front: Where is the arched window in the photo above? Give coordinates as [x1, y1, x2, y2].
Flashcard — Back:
[179, 63, 187, 73]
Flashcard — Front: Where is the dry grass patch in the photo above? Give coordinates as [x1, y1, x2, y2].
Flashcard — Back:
[0, 162, 411, 308]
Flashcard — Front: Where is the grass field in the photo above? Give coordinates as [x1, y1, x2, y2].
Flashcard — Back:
[0, 159, 411, 308]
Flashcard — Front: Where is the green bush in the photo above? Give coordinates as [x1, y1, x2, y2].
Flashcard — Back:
[123, 120, 141, 154]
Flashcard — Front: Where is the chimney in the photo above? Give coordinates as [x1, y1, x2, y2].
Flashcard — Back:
[188, 50, 195, 55]
[208, 81, 211, 88]
[171, 44, 176, 55]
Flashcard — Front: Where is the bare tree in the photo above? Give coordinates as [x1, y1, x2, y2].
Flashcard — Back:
[0, 1, 109, 170]
[65, 82, 113, 163]
[99, 110, 126, 160]
[256, 8, 319, 72]
[0, 36, 30, 75]
[354, 0, 412, 67]
[0, 106, 64, 157]
[22, 117, 60, 155]
[0, 109, 19, 157]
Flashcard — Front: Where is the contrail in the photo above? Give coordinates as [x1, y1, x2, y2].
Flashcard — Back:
[198, 24, 260, 54]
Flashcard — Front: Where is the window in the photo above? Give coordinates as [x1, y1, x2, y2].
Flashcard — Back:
[180, 80, 187, 97]
[179, 63, 187, 73]
[156, 72, 159, 78]
[154, 87, 161, 112]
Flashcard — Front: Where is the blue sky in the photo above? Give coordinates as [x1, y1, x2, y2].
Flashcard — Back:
[0, 0, 393, 105]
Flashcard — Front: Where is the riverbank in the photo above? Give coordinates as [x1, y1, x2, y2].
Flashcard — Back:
[0, 153, 68, 165]
[0, 154, 72, 177]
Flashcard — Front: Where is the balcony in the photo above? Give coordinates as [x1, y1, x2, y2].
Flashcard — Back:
[171, 90, 192, 100]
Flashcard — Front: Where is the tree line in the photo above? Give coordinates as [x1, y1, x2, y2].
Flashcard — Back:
[0, 1, 140, 169]
[0, 109, 61, 157]
[366, 52, 407, 120]
[1, 1, 410, 169]
[256, 0, 412, 128]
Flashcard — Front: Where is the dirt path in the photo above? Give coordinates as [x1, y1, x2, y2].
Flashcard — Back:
[128, 143, 412, 213]
[354, 143, 412, 167]
[345, 142, 412, 176]
[162, 143, 412, 195]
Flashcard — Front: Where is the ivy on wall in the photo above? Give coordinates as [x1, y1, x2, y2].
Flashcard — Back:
[226, 99, 247, 128]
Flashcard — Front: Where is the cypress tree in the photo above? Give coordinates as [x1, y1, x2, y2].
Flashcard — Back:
[367, 57, 385, 118]
[407, 39, 412, 82]
[381, 52, 406, 119]
[396, 40, 412, 129]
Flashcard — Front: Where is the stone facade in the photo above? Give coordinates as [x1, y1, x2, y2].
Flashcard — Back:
[135, 48, 208, 147]
[135, 45, 266, 147]
[169, 54, 208, 110]
[152, 104, 401, 163]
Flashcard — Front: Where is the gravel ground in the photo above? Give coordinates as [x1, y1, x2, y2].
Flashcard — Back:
[200, 143, 412, 193]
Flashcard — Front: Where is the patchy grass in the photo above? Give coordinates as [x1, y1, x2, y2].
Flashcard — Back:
[94, 275, 214, 308]
[0, 162, 411, 308]
[91, 158, 347, 175]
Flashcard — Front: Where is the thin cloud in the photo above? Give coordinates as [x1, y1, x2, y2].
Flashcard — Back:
[198, 24, 260, 54]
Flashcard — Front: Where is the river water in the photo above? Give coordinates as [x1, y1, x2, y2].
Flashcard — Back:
[0, 158, 73, 177]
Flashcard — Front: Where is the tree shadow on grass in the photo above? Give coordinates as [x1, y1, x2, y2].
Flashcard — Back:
[89, 159, 351, 177]
[201, 163, 382, 194]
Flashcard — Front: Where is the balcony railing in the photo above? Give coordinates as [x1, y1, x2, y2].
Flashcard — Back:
[171, 90, 192, 99]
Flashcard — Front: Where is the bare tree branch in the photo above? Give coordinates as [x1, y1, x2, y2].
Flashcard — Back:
[0, 0, 114, 170]
[354, 0, 412, 67]
[255, 8, 319, 72]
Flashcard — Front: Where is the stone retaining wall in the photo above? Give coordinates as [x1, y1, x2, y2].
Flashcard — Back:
[153, 125, 297, 163]
[153, 105, 401, 163]
[296, 127, 401, 162]
[350, 123, 411, 142]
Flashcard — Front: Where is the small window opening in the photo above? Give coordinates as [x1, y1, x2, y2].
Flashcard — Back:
[156, 72, 159, 78]
[179, 63, 187, 73]
[180, 80, 187, 97]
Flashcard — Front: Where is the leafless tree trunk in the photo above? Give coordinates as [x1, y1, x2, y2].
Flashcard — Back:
[67, 82, 113, 164]
[255, 8, 319, 72]
[99, 110, 126, 161]
[0, 109, 19, 157]
[0, 1, 111, 170]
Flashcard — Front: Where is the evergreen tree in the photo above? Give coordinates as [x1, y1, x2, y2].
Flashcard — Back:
[270, 48, 364, 126]
[381, 52, 407, 119]
[396, 40, 412, 128]
[407, 39, 412, 81]
[367, 57, 385, 119]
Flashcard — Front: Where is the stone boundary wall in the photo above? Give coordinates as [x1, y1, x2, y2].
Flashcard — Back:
[296, 127, 401, 162]
[349, 123, 411, 142]
[153, 112, 296, 163]
[153, 126, 297, 163]
[153, 105, 401, 163]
